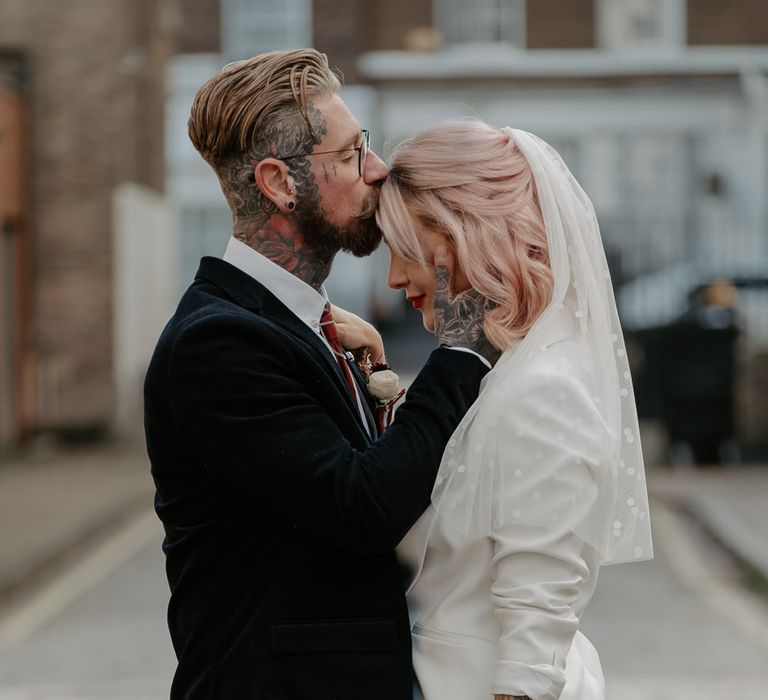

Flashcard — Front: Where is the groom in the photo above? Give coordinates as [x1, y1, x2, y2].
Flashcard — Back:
[144, 49, 494, 700]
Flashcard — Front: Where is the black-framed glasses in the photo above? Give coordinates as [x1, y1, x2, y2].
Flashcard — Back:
[279, 129, 370, 177]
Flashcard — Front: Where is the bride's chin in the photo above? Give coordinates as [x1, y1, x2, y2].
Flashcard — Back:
[423, 314, 435, 333]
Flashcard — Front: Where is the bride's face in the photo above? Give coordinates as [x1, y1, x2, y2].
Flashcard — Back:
[386, 224, 471, 333]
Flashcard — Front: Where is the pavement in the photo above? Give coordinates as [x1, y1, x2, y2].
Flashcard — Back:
[0, 436, 766, 613]
[0, 441, 155, 607]
[648, 465, 768, 583]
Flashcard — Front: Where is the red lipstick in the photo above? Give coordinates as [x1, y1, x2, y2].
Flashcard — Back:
[408, 294, 426, 310]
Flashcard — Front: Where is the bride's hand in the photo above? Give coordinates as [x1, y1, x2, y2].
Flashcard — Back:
[330, 304, 386, 365]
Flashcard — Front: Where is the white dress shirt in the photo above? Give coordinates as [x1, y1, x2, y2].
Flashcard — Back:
[223, 236, 373, 437]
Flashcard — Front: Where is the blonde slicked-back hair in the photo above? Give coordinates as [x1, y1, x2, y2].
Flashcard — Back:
[188, 49, 341, 169]
[377, 120, 554, 351]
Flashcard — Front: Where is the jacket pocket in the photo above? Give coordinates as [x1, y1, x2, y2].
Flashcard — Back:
[271, 619, 398, 655]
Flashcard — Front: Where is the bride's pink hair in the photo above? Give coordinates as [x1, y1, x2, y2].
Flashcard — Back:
[376, 120, 554, 351]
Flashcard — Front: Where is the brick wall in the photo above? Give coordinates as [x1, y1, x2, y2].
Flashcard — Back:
[527, 0, 595, 49]
[370, 0, 432, 51]
[0, 0, 173, 436]
[688, 0, 768, 45]
[314, 0, 433, 82]
[315, 0, 598, 82]
[313, 0, 370, 83]
[177, 0, 221, 54]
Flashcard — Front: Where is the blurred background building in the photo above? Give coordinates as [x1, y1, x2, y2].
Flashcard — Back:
[0, 0, 178, 451]
[1, 0, 767, 463]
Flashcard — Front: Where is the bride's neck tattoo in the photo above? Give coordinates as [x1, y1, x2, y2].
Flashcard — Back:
[221, 103, 334, 290]
[432, 264, 502, 366]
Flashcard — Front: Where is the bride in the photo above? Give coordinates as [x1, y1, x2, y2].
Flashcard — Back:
[374, 121, 653, 700]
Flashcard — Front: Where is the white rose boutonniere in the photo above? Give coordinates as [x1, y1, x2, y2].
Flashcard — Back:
[367, 369, 400, 402]
[353, 350, 405, 434]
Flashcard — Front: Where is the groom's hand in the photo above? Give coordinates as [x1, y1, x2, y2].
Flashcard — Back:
[432, 246, 501, 366]
[331, 304, 386, 365]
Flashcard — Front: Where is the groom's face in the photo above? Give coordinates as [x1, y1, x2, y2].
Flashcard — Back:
[293, 94, 388, 257]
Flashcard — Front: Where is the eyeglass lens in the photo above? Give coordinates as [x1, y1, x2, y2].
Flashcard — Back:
[359, 131, 369, 176]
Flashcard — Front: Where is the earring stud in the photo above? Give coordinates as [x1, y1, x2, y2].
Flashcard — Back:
[287, 201, 295, 210]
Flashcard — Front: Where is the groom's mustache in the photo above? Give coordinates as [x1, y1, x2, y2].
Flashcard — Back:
[354, 185, 382, 221]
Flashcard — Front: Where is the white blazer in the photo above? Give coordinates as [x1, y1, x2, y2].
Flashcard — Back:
[397, 310, 607, 700]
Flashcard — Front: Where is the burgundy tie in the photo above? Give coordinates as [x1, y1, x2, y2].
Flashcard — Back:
[320, 304, 359, 402]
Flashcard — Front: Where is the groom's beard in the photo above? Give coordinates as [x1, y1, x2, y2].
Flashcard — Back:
[295, 189, 382, 258]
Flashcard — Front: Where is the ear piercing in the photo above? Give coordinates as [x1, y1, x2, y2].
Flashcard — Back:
[287, 201, 295, 210]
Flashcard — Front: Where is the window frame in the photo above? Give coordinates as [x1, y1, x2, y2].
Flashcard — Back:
[596, 0, 686, 50]
[433, 0, 527, 49]
[221, 0, 313, 61]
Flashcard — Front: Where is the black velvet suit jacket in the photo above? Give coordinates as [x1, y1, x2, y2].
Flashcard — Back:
[144, 257, 489, 700]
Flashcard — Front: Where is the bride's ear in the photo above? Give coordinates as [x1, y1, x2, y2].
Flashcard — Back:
[441, 238, 471, 293]
[452, 256, 472, 294]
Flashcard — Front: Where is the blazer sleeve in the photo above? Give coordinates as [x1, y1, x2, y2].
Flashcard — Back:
[488, 372, 604, 700]
[166, 311, 488, 555]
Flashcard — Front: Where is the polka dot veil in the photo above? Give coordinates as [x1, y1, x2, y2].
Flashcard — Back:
[430, 129, 653, 565]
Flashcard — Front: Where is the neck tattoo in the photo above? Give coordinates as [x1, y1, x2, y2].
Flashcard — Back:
[234, 215, 333, 290]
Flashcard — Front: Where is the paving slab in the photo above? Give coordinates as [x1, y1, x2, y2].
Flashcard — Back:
[650, 466, 768, 581]
[0, 443, 154, 603]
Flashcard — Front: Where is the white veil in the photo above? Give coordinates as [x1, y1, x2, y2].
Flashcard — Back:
[431, 128, 653, 565]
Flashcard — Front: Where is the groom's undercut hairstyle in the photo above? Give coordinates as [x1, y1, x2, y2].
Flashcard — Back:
[188, 49, 341, 173]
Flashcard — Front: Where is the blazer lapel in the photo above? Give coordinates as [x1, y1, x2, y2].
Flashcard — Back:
[196, 257, 372, 443]
[347, 355, 378, 439]
[266, 306, 374, 445]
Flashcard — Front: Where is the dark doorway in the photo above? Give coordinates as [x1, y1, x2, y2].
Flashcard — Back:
[0, 54, 29, 451]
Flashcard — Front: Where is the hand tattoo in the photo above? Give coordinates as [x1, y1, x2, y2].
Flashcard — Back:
[432, 263, 501, 365]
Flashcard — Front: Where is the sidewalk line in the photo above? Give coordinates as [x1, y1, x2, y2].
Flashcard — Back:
[652, 499, 768, 653]
[0, 507, 160, 653]
[690, 492, 768, 582]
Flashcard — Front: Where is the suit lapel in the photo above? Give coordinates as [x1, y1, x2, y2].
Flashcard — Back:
[348, 358, 378, 439]
[258, 295, 374, 445]
[196, 257, 372, 444]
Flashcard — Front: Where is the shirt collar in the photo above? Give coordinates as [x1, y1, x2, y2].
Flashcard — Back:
[222, 236, 328, 332]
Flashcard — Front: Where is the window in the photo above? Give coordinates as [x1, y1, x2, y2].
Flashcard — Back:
[584, 134, 692, 278]
[221, 0, 312, 61]
[597, 0, 686, 49]
[434, 0, 526, 48]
